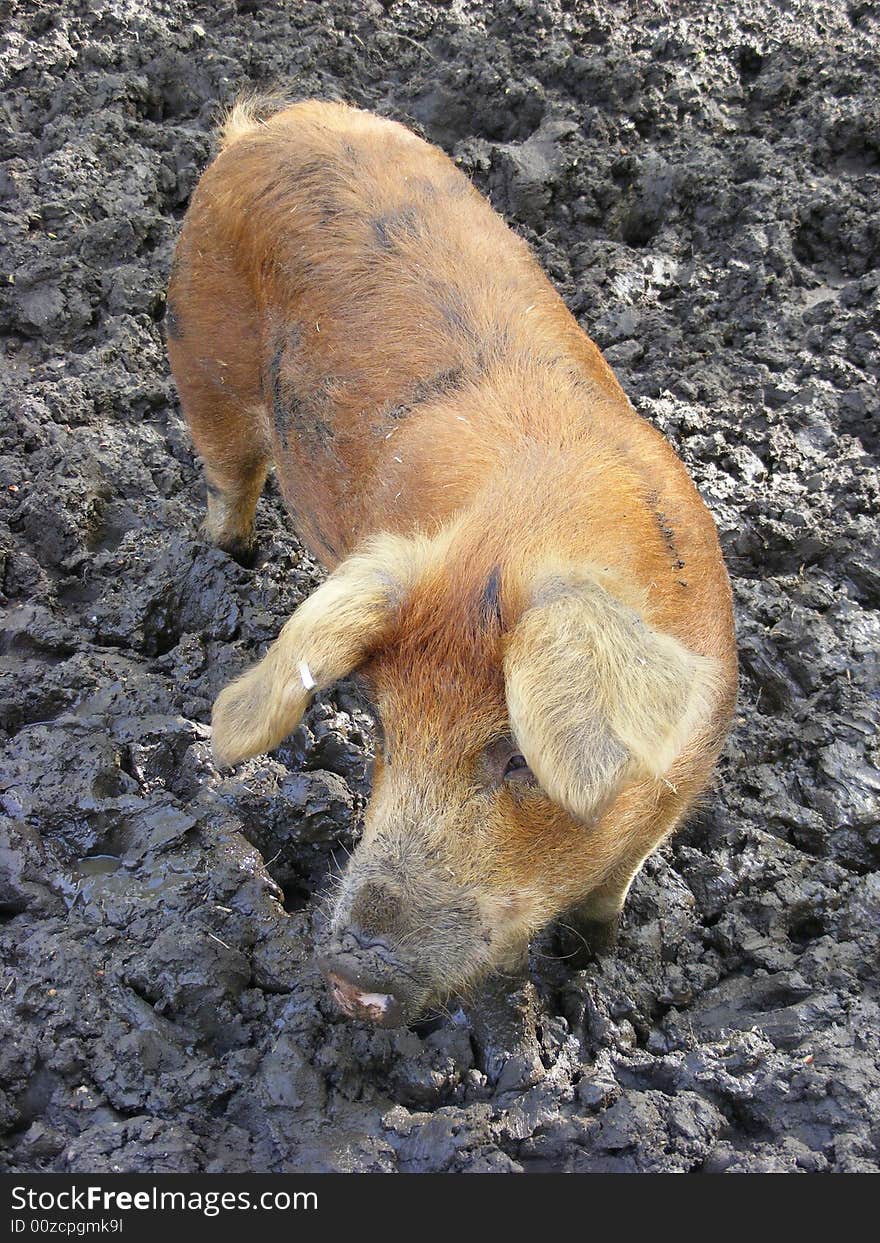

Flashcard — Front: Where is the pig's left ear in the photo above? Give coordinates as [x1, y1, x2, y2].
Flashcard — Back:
[503, 570, 721, 823]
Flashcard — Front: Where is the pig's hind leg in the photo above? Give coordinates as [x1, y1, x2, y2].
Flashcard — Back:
[166, 279, 269, 566]
[200, 423, 268, 568]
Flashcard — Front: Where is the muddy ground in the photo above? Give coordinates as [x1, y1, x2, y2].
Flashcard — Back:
[0, 0, 878, 1173]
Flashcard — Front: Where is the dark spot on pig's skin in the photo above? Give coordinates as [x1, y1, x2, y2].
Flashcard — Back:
[267, 330, 335, 454]
[480, 565, 503, 629]
[311, 522, 339, 563]
[268, 341, 288, 441]
[295, 156, 329, 185]
[318, 199, 343, 226]
[164, 301, 183, 340]
[654, 511, 677, 556]
[373, 206, 421, 250]
[445, 173, 471, 199]
[411, 365, 467, 404]
[261, 157, 324, 205]
[300, 383, 339, 451]
[438, 290, 475, 341]
[411, 175, 438, 200]
[647, 489, 684, 573]
[372, 365, 470, 436]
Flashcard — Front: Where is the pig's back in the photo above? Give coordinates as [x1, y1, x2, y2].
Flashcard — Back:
[171, 101, 629, 559]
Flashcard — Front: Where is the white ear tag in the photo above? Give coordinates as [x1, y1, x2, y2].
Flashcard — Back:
[299, 661, 316, 691]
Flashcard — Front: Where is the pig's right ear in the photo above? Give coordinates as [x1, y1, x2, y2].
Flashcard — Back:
[211, 534, 419, 767]
[503, 569, 721, 824]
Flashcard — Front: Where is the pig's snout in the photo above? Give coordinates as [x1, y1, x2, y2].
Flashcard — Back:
[321, 870, 488, 1026]
[318, 928, 415, 1028]
[325, 971, 404, 1028]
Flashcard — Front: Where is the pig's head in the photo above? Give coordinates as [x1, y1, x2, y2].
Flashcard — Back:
[212, 527, 720, 1025]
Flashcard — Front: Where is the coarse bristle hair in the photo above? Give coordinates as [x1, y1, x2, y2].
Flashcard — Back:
[216, 90, 295, 151]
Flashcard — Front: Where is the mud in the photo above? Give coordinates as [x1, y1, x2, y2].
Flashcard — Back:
[1, 0, 878, 1173]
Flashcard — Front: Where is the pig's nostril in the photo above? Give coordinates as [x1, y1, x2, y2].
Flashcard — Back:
[325, 970, 404, 1028]
[318, 925, 416, 1027]
[340, 925, 398, 961]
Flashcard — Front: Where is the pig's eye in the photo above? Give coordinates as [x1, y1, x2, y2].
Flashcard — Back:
[482, 736, 535, 787]
[503, 753, 532, 782]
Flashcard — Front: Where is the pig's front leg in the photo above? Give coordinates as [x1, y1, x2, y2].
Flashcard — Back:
[554, 887, 622, 969]
[467, 955, 546, 1091]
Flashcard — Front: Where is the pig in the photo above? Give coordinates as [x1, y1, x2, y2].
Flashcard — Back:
[166, 98, 737, 1043]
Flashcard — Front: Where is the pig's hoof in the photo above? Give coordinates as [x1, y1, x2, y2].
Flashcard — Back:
[554, 914, 619, 969]
[468, 977, 545, 1091]
[217, 536, 258, 568]
[199, 520, 258, 568]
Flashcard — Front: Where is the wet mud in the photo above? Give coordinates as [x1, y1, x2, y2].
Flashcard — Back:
[0, 0, 878, 1172]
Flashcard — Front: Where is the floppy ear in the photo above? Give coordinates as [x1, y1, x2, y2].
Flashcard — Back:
[503, 570, 721, 823]
[212, 534, 420, 767]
